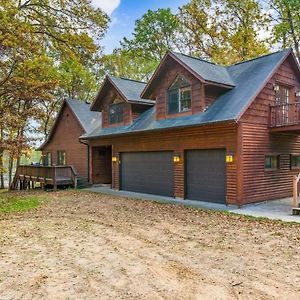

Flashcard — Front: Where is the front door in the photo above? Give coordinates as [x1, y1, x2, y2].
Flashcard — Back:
[92, 146, 112, 184]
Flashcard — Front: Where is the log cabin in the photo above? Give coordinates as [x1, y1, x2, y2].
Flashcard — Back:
[39, 98, 101, 181]
[81, 49, 300, 206]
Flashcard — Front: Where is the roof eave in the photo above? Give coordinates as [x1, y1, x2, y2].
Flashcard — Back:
[128, 99, 155, 105]
[141, 50, 236, 98]
[82, 119, 236, 141]
[38, 99, 88, 151]
[204, 80, 235, 89]
[90, 75, 110, 111]
[38, 100, 67, 150]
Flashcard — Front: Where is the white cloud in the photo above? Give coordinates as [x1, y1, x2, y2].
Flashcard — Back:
[91, 0, 121, 15]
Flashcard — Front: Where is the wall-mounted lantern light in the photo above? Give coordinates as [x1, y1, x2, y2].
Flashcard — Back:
[273, 84, 280, 92]
[296, 91, 300, 97]
[112, 156, 118, 162]
[173, 155, 180, 163]
[226, 153, 234, 163]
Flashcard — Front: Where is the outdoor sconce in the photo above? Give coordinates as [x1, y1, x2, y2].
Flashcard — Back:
[273, 84, 280, 91]
[296, 91, 300, 97]
[226, 153, 234, 163]
[173, 155, 180, 163]
[112, 156, 118, 162]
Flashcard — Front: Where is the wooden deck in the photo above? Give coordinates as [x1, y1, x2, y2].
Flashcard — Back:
[10, 165, 77, 190]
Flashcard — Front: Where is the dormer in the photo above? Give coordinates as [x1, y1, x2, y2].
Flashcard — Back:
[141, 51, 235, 120]
[91, 75, 155, 128]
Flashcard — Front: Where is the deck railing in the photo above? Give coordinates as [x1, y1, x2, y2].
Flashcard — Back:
[270, 103, 300, 127]
[11, 165, 77, 190]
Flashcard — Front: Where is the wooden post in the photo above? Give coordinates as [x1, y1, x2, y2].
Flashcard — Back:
[293, 175, 298, 208]
[52, 166, 57, 191]
[74, 176, 77, 189]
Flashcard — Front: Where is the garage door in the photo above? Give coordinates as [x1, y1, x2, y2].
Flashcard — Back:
[120, 152, 174, 197]
[186, 149, 226, 203]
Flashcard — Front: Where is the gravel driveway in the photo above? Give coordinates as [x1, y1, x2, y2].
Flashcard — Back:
[0, 190, 299, 299]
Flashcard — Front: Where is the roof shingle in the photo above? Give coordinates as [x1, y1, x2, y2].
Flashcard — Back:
[83, 49, 292, 139]
[171, 52, 235, 87]
[66, 99, 101, 133]
[108, 75, 155, 104]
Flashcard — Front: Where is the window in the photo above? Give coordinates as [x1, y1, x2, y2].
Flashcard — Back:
[265, 155, 279, 170]
[291, 155, 300, 169]
[168, 76, 191, 114]
[275, 85, 290, 124]
[275, 85, 289, 105]
[109, 103, 124, 124]
[43, 152, 51, 166]
[57, 150, 66, 165]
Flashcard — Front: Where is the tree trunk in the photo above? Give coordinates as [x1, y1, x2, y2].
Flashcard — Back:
[0, 150, 4, 189]
[8, 154, 13, 188]
[0, 126, 4, 189]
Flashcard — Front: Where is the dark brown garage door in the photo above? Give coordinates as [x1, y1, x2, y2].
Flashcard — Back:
[186, 149, 226, 203]
[120, 152, 174, 197]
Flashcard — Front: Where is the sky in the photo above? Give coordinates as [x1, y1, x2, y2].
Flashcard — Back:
[91, 0, 190, 54]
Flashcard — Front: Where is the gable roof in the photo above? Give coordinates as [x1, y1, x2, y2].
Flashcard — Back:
[82, 49, 295, 140]
[171, 52, 235, 86]
[141, 51, 235, 98]
[66, 99, 101, 133]
[39, 98, 101, 150]
[91, 75, 155, 111]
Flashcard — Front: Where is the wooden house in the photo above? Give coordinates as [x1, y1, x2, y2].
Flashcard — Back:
[81, 49, 300, 205]
[39, 98, 101, 180]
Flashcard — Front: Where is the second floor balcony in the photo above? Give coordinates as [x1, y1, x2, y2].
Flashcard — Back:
[269, 103, 300, 132]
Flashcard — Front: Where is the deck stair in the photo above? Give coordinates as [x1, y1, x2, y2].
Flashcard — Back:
[10, 165, 78, 191]
[76, 177, 91, 189]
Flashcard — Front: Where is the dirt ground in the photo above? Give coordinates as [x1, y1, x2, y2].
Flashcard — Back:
[0, 190, 299, 300]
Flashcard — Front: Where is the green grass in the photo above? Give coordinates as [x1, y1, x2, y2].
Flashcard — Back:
[0, 195, 43, 213]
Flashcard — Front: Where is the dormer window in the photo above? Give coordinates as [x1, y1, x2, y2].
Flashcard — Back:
[109, 103, 124, 124]
[168, 76, 191, 114]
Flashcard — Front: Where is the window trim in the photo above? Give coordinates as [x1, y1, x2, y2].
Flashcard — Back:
[108, 102, 124, 124]
[275, 83, 290, 105]
[264, 154, 280, 171]
[290, 154, 300, 170]
[43, 152, 52, 166]
[167, 75, 192, 115]
[57, 150, 66, 166]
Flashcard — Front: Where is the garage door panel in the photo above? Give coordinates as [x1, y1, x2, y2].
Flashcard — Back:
[186, 149, 226, 203]
[121, 152, 174, 197]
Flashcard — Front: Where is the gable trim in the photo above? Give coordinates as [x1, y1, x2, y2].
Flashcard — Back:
[91, 76, 129, 111]
[141, 51, 236, 99]
[38, 100, 86, 150]
[141, 51, 206, 99]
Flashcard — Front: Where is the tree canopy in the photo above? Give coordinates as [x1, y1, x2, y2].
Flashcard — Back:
[0, 0, 109, 186]
[1, 0, 299, 187]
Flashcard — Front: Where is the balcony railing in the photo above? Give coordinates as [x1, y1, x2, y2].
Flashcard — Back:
[270, 103, 300, 128]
